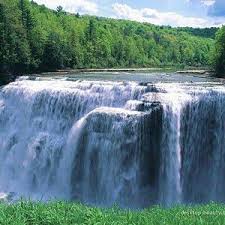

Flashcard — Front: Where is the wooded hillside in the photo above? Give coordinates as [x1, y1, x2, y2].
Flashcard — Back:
[0, 0, 216, 74]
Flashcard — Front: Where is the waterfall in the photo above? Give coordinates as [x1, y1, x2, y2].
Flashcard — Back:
[181, 88, 225, 203]
[56, 116, 87, 199]
[0, 78, 225, 207]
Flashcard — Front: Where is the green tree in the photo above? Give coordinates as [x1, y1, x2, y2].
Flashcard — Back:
[0, 0, 31, 73]
[212, 26, 225, 76]
[42, 32, 64, 71]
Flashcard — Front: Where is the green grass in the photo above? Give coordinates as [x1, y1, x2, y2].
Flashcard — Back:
[0, 202, 225, 225]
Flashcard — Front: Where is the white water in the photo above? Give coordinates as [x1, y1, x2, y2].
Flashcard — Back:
[0, 78, 225, 207]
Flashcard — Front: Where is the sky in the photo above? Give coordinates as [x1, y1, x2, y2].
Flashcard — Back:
[33, 0, 225, 28]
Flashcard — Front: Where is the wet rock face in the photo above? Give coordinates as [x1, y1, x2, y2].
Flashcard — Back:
[0, 74, 16, 86]
[125, 100, 162, 112]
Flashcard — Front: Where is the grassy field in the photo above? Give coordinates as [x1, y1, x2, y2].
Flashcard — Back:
[0, 202, 224, 225]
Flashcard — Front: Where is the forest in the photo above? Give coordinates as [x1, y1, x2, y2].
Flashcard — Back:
[0, 0, 222, 74]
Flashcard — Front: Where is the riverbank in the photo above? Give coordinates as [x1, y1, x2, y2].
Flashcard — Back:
[0, 202, 224, 225]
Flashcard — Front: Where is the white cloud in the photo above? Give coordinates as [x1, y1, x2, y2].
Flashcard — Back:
[186, 0, 215, 7]
[112, 3, 221, 28]
[34, 0, 98, 14]
[201, 0, 216, 6]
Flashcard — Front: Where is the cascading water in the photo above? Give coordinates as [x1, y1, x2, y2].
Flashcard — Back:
[0, 77, 225, 208]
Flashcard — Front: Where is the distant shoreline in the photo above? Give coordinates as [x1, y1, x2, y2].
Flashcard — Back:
[34, 67, 213, 76]
[38, 67, 170, 76]
[176, 69, 213, 75]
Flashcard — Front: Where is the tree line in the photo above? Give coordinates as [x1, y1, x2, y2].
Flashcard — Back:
[0, 0, 217, 74]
